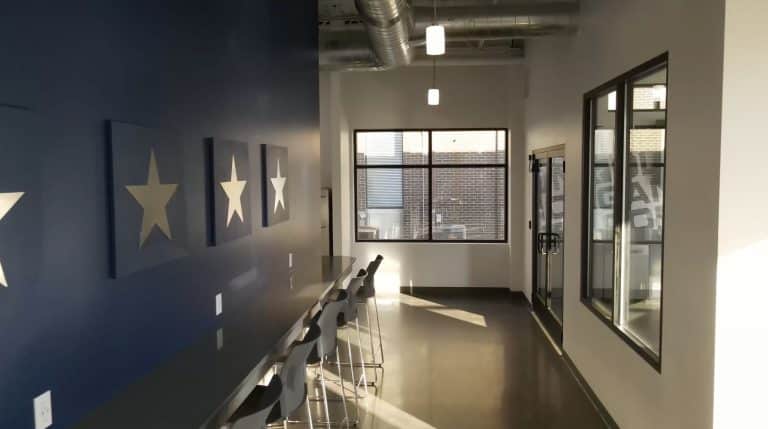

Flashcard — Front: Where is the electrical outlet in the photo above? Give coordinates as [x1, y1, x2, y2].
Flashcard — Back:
[215, 293, 223, 316]
[288, 253, 293, 268]
[33, 390, 52, 429]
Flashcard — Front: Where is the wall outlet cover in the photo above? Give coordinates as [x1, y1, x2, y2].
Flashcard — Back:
[33, 390, 52, 429]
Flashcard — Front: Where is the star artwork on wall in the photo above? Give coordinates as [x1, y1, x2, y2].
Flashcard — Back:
[108, 121, 188, 277]
[260, 144, 289, 227]
[125, 149, 179, 247]
[0, 192, 24, 287]
[271, 159, 286, 214]
[206, 138, 252, 245]
[220, 156, 247, 227]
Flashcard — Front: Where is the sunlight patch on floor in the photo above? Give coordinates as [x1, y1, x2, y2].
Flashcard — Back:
[398, 294, 487, 328]
[323, 372, 438, 429]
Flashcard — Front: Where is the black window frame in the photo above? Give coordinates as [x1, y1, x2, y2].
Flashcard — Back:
[580, 53, 668, 372]
[354, 128, 509, 243]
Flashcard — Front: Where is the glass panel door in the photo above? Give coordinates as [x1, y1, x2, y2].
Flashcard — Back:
[549, 156, 565, 324]
[531, 148, 565, 345]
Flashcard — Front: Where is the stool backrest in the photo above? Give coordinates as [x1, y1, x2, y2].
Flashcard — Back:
[278, 323, 320, 418]
[359, 255, 383, 299]
[315, 290, 348, 358]
[365, 255, 383, 287]
[339, 269, 367, 326]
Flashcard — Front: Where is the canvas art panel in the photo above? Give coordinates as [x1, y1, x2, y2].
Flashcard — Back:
[206, 138, 252, 245]
[260, 144, 289, 226]
[107, 121, 187, 278]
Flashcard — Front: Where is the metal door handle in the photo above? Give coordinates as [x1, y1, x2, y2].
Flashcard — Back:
[537, 233, 549, 255]
[549, 233, 561, 255]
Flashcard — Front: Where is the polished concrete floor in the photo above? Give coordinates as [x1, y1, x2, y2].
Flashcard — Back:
[299, 289, 606, 429]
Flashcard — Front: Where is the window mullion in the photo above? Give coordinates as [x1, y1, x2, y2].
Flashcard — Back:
[428, 130, 433, 241]
[612, 83, 627, 326]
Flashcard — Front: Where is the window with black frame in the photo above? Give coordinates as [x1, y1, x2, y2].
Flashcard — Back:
[582, 54, 668, 368]
[355, 129, 507, 242]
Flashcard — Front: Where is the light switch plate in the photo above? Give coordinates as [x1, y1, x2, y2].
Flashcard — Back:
[33, 390, 52, 429]
[215, 293, 223, 316]
[289, 253, 293, 268]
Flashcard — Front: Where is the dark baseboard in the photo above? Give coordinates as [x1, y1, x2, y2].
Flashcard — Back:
[399, 286, 524, 299]
[562, 351, 620, 429]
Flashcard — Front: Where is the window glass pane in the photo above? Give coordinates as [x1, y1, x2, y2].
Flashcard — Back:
[587, 90, 617, 318]
[619, 65, 667, 356]
[366, 169, 403, 209]
[535, 161, 549, 302]
[431, 167, 505, 241]
[432, 130, 506, 164]
[356, 168, 428, 240]
[356, 131, 428, 165]
[550, 157, 565, 323]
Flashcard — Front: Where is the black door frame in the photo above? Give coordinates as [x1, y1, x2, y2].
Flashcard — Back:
[531, 145, 565, 346]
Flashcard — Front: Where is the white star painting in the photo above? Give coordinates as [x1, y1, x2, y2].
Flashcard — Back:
[207, 138, 252, 245]
[261, 144, 289, 227]
[108, 121, 188, 277]
[0, 192, 24, 287]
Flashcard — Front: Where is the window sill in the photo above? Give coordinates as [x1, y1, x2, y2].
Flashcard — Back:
[580, 299, 662, 373]
[355, 239, 509, 244]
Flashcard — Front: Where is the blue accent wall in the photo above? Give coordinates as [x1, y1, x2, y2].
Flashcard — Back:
[0, 1, 319, 427]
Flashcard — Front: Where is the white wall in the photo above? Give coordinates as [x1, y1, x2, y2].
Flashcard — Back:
[523, 0, 724, 428]
[714, 1, 768, 427]
[321, 65, 526, 289]
[320, 71, 352, 259]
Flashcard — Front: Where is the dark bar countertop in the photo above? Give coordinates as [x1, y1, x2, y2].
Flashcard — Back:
[74, 256, 355, 429]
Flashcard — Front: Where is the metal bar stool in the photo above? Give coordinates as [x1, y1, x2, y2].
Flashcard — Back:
[226, 375, 283, 429]
[269, 323, 322, 428]
[335, 269, 370, 393]
[356, 256, 385, 370]
[307, 290, 359, 427]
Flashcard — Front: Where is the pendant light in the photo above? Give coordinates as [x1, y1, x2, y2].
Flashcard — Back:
[427, 58, 440, 106]
[426, 0, 445, 56]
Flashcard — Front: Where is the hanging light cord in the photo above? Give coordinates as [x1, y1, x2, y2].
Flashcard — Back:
[433, 0, 438, 86]
[432, 57, 436, 88]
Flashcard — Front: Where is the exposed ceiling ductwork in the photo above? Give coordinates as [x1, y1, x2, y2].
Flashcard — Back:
[319, 0, 580, 71]
[353, 0, 414, 68]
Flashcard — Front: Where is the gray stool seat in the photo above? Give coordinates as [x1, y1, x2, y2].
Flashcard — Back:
[275, 323, 321, 420]
[308, 290, 349, 364]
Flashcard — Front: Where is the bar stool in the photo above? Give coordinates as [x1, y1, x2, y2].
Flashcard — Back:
[270, 323, 322, 428]
[307, 290, 359, 427]
[336, 269, 370, 392]
[226, 375, 283, 429]
[357, 256, 384, 369]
